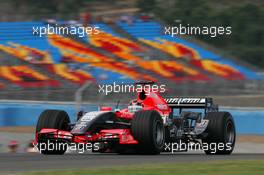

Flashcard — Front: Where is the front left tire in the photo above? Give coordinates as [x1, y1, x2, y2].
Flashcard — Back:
[36, 109, 70, 155]
[131, 110, 165, 154]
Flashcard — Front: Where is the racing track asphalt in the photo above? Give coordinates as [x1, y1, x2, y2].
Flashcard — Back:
[1, 153, 264, 174]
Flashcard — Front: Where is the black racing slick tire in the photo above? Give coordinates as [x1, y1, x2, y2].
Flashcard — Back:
[131, 110, 165, 154]
[202, 112, 236, 155]
[36, 110, 70, 155]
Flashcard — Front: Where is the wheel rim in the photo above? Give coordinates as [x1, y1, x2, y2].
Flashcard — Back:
[226, 120, 235, 144]
[154, 120, 164, 146]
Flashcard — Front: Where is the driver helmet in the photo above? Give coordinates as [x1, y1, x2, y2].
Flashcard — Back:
[128, 99, 143, 113]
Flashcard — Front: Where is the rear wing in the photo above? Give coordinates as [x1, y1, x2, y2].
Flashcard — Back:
[164, 97, 218, 113]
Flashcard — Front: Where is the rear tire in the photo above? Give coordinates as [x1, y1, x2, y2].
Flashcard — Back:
[131, 110, 165, 154]
[36, 110, 70, 155]
[202, 112, 236, 155]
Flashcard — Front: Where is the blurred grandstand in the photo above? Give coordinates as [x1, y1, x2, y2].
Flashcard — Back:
[0, 0, 263, 105]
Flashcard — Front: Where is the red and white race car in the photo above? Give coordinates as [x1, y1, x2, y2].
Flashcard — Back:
[35, 82, 236, 155]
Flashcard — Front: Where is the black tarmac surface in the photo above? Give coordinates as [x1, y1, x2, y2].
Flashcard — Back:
[1, 153, 264, 174]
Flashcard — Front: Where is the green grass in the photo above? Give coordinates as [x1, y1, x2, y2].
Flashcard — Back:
[23, 160, 264, 175]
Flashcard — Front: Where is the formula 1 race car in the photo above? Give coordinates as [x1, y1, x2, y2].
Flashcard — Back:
[35, 82, 236, 155]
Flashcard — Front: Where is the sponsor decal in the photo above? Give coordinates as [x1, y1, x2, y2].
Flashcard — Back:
[165, 98, 206, 104]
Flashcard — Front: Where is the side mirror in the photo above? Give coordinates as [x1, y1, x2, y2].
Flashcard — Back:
[77, 111, 83, 121]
